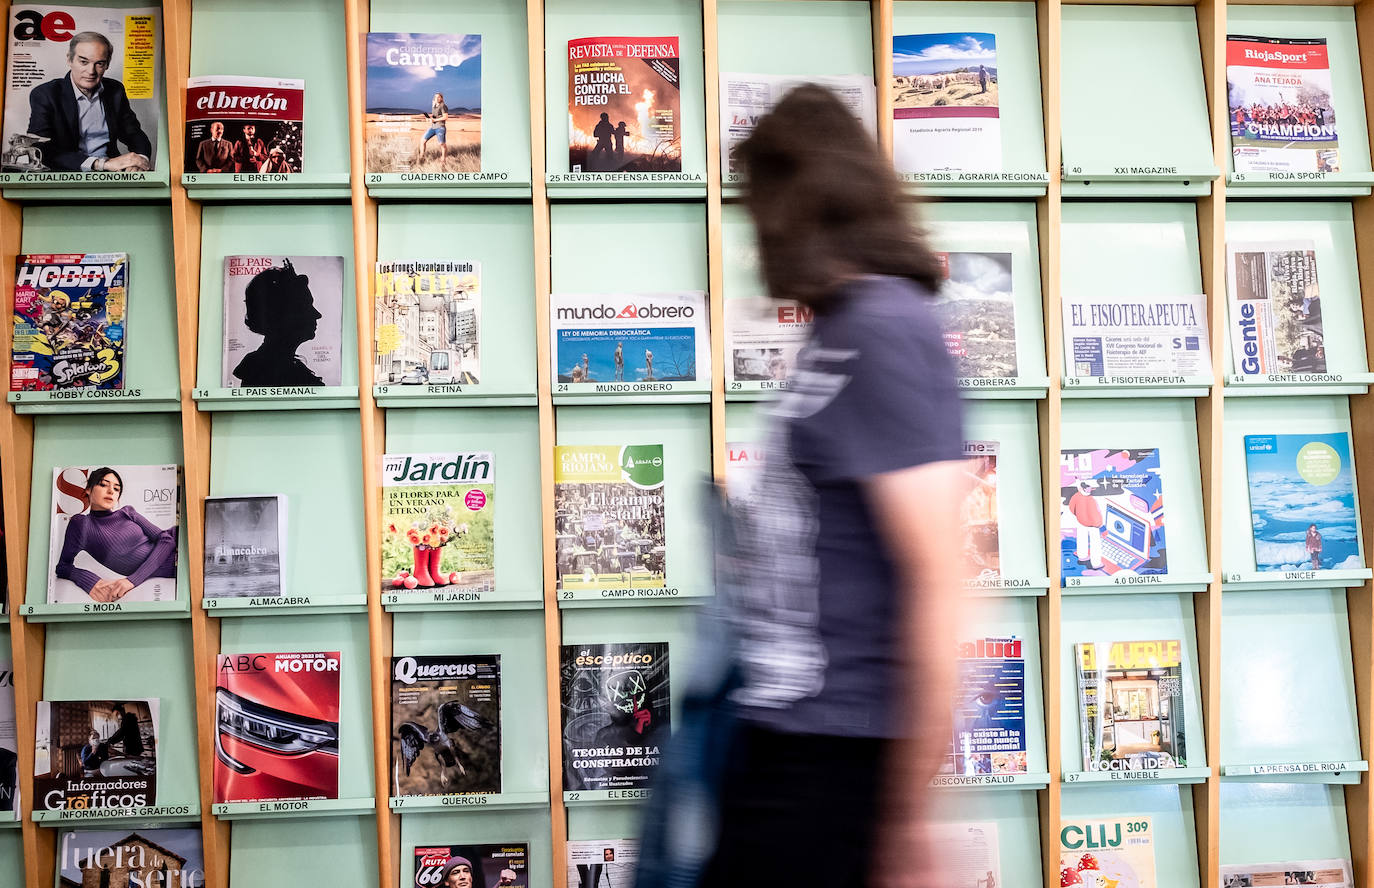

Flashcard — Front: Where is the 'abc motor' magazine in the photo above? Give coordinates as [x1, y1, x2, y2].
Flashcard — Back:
[1060, 449, 1167, 580]
[1226, 240, 1325, 376]
[567, 37, 680, 172]
[1076, 639, 1187, 773]
[365, 33, 481, 174]
[12, 253, 127, 392]
[1244, 433, 1363, 573]
[893, 32, 1001, 173]
[1227, 35, 1340, 174]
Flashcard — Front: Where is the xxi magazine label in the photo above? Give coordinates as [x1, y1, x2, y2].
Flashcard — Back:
[34, 699, 159, 812]
[560, 643, 669, 792]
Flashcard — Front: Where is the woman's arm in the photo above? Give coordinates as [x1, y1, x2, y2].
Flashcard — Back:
[118, 508, 177, 589]
[54, 515, 102, 593]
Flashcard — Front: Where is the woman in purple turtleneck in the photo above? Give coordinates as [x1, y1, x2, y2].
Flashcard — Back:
[56, 467, 177, 603]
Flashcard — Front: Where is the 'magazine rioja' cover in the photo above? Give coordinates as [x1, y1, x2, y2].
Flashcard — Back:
[391, 655, 501, 797]
[554, 445, 666, 593]
[366, 33, 481, 174]
[380, 452, 495, 598]
[413, 844, 528, 888]
[567, 37, 680, 172]
[202, 495, 285, 600]
[560, 642, 669, 792]
[12, 253, 128, 392]
[35, 699, 158, 811]
[962, 441, 1000, 581]
[58, 827, 204, 888]
[185, 75, 303, 174]
[221, 255, 344, 389]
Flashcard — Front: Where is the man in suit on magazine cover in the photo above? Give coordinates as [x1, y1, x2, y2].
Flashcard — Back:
[26, 31, 152, 173]
[195, 121, 234, 173]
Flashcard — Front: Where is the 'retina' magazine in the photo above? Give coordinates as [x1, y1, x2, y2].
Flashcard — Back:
[391, 655, 501, 797]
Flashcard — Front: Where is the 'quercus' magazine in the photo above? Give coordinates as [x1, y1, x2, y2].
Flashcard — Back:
[560, 642, 669, 791]
[893, 32, 1001, 173]
[1221, 859, 1353, 888]
[12, 253, 127, 392]
[59, 827, 205, 888]
[962, 441, 1000, 580]
[725, 298, 810, 387]
[202, 495, 285, 600]
[1076, 640, 1187, 772]
[567, 37, 680, 172]
[927, 823, 1000, 888]
[552, 292, 709, 391]
[1244, 433, 1363, 573]
[0, 660, 15, 817]
[554, 445, 666, 593]
[1059, 449, 1167, 580]
[185, 75, 303, 174]
[944, 636, 1025, 778]
[1061, 291, 1210, 379]
[1227, 36, 1339, 174]
[935, 251, 1017, 380]
[2, 5, 162, 174]
[1227, 241, 1325, 376]
[374, 261, 480, 387]
[1060, 816, 1156, 888]
[719, 73, 875, 176]
[221, 255, 344, 389]
[365, 33, 481, 174]
[214, 651, 340, 804]
[414, 844, 529, 888]
[391, 655, 501, 797]
[35, 699, 158, 811]
[48, 464, 179, 605]
[568, 839, 640, 888]
[380, 452, 495, 598]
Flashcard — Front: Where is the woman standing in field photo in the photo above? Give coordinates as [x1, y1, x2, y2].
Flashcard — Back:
[419, 91, 449, 164]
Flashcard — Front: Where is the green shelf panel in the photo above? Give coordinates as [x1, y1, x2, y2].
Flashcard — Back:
[1223, 202, 1370, 392]
[400, 807, 554, 888]
[391, 609, 551, 796]
[929, 792, 1043, 888]
[42, 620, 200, 813]
[367, 0, 533, 195]
[1060, 785, 1199, 888]
[0, 830, 19, 888]
[189, 0, 350, 184]
[376, 203, 538, 405]
[209, 410, 367, 607]
[24, 414, 190, 611]
[1226, 6, 1374, 194]
[1221, 589, 1362, 782]
[893, 1, 1048, 193]
[213, 797, 375, 820]
[196, 203, 358, 398]
[229, 815, 379, 888]
[1221, 396, 1367, 590]
[179, 173, 351, 201]
[384, 409, 542, 609]
[1220, 783, 1352, 865]
[964, 401, 1050, 594]
[543, 0, 708, 190]
[1061, 6, 1215, 196]
[1060, 399, 1210, 589]
[1059, 593, 1208, 775]
[15, 204, 181, 413]
[218, 614, 377, 802]
[555, 405, 712, 605]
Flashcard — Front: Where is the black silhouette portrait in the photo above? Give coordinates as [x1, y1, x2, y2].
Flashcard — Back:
[232, 258, 325, 387]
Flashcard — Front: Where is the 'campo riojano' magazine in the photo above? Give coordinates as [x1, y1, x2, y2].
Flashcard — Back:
[719, 73, 875, 177]
[1227, 35, 1340, 174]
[962, 441, 1000, 581]
[203, 494, 286, 600]
[391, 654, 501, 797]
[927, 823, 1000, 888]
[554, 445, 666, 593]
[567, 839, 640, 888]
[552, 292, 709, 392]
[935, 251, 1017, 380]
[1059, 449, 1167, 580]
[725, 298, 810, 387]
[943, 635, 1025, 779]
[1244, 433, 1363, 573]
[12, 253, 128, 392]
[3, 5, 162, 174]
[365, 33, 481, 174]
[185, 75, 303, 174]
[1221, 859, 1353, 888]
[380, 452, 495, 598]
[48, 464, 179, 605]
[1060, 816, 1156, 888]
[414, 844, 528, 888]
[35, 699, 159, 811]
[1061, 290, 1210, 379]
[560, 642, 669, 792]
[893, 32, 1001, 173]
[221, 255, 344, 389]
[58, 828, 204, 888]
[374, 260, 480, 387]
[1076, 640, 1187, 772]
[1227, 240, 1325, 376]
[568, 37, 680, 173]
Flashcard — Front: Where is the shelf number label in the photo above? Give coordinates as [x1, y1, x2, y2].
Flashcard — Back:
[566, 792, 581, 801]
[1233, 173, 1247, 182]
[1065, 772, 1081, 783]
[1066, 577, 1082, 587]
[368, 174, 382, 183]
[193, 389, 210, 399]
[1065, 377, 1081, 387]
[394, 797, 404, 807]
[1071, 167, 1082, 175]
[557, 384, 569, 392]
[561, 591, 573, 600]
[206, 598, 218, 608]
[730, 382, 742, 390]
[21, 605, 34, 615]
[377, 386, 390, 395]
[1228, 573, 1242, 583]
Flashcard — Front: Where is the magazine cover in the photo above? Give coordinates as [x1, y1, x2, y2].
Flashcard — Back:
[1244, 433, 1362, 572]
[567, 37, 680, 172]
[414, 844, 528, 888]
[221, 255, 344, 388]
[1059, 449, 1167, 579]
[1221, 859, 1353, 887]
[935, 251, 1017, 380]
[560, 642, 669, 791]
[1062, 291, 1210, 378]
[719, 73, 875, 175]
[962, 441, 1000, 580]
[927, 823, 1000, 888]
[946, 636, 1025, 777]
[213, 651, 340, 804]
[0, 660, 14, 816]
[554, 445, 666, 592]
[1227, 36, 1339, 174]
[1227, 241, 1325, 376]
[185, 75, 303, 174]
[2, 6, 161, 173]
[58, 828, 204, 888]
[893, 32, 1000, 173]
[725, 298, 810, 386]
[365, 33, 481, 173]
[552, 292, 708, 388]
[1060, 816, 1156, 888]
[34, 699, 158, 811]
[1076, 640, 1186, 772]
[391, 655, 500, 797]
[11, 252, 127, 392]
[380, 452, 495, 596]
[203, 495, 285, 600]
[568, 839, 640, 888]
[48, 464, 178, 605]
[374, 261, 480, 386]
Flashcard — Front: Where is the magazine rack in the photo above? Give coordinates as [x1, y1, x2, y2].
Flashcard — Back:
[3, 0, 1374, 887]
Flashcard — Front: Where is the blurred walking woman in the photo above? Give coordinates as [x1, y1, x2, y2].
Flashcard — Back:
[55, 467, 177, 603]
[702, 85, 966, 888]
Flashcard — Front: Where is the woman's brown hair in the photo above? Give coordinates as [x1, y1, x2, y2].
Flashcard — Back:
[734, 83, 944, 309]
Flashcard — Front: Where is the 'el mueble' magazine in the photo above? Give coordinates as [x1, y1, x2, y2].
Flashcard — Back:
[1076, 639, 1188, 773]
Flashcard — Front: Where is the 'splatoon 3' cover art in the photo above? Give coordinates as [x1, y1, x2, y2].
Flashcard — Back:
[12, 253, 127, 392]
